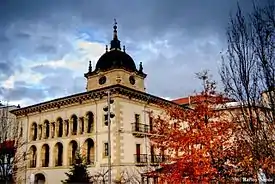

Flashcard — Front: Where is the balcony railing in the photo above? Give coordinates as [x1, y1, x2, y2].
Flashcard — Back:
[134, 154, 148, 165]
[150, 155, 169, 164]
[41, 159, 49, 167]
[29, 159, 36, 168]
[132, 123, 151, 137]
[134, 154, 168, 166]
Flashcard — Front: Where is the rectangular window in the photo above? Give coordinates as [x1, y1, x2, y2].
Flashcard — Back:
[135, 114, 140, 131]
[135, 114, 140, 123]
[104, 143, 108, 157]
[136, 144, 141, 163]
[150, 145, 155, 163]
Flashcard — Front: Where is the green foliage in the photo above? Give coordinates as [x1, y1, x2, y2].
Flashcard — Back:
[62, 152, 92, 184]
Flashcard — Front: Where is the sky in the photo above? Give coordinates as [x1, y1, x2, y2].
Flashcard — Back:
[0, 0, 268, 107]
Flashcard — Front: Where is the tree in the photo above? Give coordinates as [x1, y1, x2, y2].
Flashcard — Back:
[90, 168, 108, 184]
[220, 0, 275, 179]
[91, 167, 142, 184]
[0, 103, 25, 184]
[62, 152, 92, 184]
[114, 168, 142, 184]
[149, 71, 237, 183]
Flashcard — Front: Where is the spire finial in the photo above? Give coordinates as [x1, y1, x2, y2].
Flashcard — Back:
[88, 61, 92, 72]
[114, 19, 117, 30]
[113, 19, 118, 40]
[123, 45, 125, 52]
[139, 62, 143, 72]
[110, 19, 121, 50]
[106, 45, 108, 52]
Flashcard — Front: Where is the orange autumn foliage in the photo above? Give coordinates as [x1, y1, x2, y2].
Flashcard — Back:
[150, 76, 238, 183]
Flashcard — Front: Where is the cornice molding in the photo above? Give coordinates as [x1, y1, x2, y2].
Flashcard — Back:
[10, 84, 178, 117]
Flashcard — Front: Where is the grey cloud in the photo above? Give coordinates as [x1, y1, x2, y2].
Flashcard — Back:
[0, 35, 9, 42]
[0, 63, 13, 75]
[36, 45, 57, 55]
[0, 60, 22, 81]
[15, 32, 31, 39]
[144, 37, 222, 98]
[0, 19, 75, 83]
[31, 65, 73, 75]
[0, 85, 47, 102]
[37, 66, 85, 98]
[0, 0, 270, 105]
[0, 0, 261, 40]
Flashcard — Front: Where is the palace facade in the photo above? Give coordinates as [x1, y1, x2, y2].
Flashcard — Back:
[11, 22, 177, 184]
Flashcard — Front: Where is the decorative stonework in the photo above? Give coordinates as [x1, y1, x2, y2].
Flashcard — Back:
[11, 84, 177, 117]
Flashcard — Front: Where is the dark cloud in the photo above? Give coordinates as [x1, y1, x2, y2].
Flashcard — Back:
[35, 45, 57, 55]
[0, 60, 22, 81]
[15, 32, 31, 39]
[0, 0, 271, 105]
[31, 65, 73, 75]
[0, 35, 9, 42]
[32, 65, 85, 98]
[0, 81, 47, 102]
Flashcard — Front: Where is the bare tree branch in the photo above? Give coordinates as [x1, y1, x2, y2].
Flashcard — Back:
[220, 0, 275, 178]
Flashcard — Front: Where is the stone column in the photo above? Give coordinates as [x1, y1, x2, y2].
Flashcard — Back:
[63, 120, 67, 137]
[29, 126, 33, 141]
[38, 125, 42, 140]
[43, 124, 46, 139]
[78, 117, 82, 135]
[54, 122, 58, 138]
[49, 123, 52, 138]
[36, 147, 41, 168]
[84, 117, 88, 134]
[69, 120, 72, 136]
[49, 145, 54, 167]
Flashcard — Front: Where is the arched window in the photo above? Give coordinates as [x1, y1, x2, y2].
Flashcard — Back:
[57, 118, 63, 137]
[51, 122, 55, 138]
[83, 138, 95, 165]
[86, 112, 94, 133]
[54, 142, 63, 166]
[41, 144, 50, 167]
[35, 173, 46, 184]
[44, 120, 50, 139]
[68, 140, 78, 165]
[31, 122, 38, 141]
[71, 115, 78, 135]
[28, 145, 37, 168]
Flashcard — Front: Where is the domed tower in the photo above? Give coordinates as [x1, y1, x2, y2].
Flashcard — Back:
[84, 20, 147, 92]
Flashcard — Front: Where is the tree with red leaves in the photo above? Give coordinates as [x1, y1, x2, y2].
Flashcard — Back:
[150, 71, 238, 183]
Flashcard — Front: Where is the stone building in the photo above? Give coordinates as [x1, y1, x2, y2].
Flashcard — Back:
[0, 102, 20, 141]
[11, 22, 176, 184]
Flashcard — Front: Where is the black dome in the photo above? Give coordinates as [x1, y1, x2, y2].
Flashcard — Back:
[95, 50, 137, 72]
[84, 20, 146, 79]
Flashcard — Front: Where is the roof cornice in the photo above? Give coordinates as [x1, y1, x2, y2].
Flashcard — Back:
[10, 84, 179, 117]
